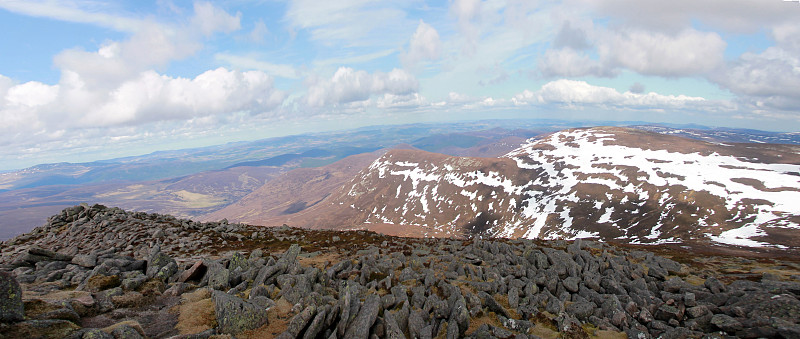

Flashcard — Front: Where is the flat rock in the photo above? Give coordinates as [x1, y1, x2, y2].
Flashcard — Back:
[211, 290, 268, 335]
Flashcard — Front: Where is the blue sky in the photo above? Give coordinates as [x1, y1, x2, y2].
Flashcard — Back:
[1, 0, 799, 170]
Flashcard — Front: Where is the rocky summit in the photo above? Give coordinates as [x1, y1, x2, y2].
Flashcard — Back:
[2, 204, 800, 338]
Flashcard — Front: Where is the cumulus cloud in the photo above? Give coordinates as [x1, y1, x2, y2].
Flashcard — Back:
[53, 2, 242, 89]
[513, 79, 707, 109]
[0, 68, 284, 134]
[0, 3, 283, 158]
[597, 29, 726, 77]
[0, 75, 12, 107]
[719, 49, 800, 98]
[402, 20, 442, 68]
[708, 23, 800, 111]
[304, 67, 418, 107]
[83, 68, 284, 126]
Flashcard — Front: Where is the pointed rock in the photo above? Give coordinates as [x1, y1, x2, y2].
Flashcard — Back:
[344, 294, 382, 339]
[0, 271, 24, 323]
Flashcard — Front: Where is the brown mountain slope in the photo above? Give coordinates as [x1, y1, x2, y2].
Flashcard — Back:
[201, 149, 387, 224]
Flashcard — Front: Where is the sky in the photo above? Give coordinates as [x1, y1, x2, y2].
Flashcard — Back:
[0, 0, 799, 171]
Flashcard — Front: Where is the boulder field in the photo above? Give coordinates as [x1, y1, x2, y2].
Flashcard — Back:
[1, 204, 800, 338]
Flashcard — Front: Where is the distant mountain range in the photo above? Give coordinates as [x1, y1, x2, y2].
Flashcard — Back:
[2, 120, 800, 248]
[210, 127, 800, 251]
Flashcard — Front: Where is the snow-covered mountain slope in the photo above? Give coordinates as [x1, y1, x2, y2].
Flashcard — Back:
[317, 127, 800, 249]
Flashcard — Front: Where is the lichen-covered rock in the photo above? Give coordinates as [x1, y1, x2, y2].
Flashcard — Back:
[146, 251, 176, 281]
[211, 290, 268, 335]
[228, 252, 248, 272]
[0, 271, 24, 323]
[206, 262, 230, 291]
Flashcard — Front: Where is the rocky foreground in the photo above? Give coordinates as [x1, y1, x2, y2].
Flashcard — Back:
[1, 204, 800, 339]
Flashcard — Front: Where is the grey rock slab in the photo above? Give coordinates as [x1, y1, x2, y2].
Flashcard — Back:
[384, 310, 405, 339]
[207, 262, 230, 291]
[704, 277, 726, 294]
[565, 301, 595, 321]
[276, 305, 316, 339]
[344, 294, 382, 339]
[71, 254, 97, 268]
[710, 314, 742, 333]
[302, 308, 328, 339]
[449, 294, 469, 336]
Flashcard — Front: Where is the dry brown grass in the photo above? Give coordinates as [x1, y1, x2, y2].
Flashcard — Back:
[111, 291, 148, 309]
[464, 312, 505, 336]
[529, 325, 560, 339]
[493, 294, 519, 319]
[239, 297, 294, 338]
[298, 251, 341, 269]
[101, 320, 146, 337]
[176, 288, 216, 335]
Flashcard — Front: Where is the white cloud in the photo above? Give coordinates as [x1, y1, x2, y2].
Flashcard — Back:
[284, 0, 410, 47]
[304, 67, 418, 107]
[376, 93, 428, 109]
[450, 0, 483, 55]
[597, 29, 726, 77]
[514, 79, 707, 109]
[538, 48, 617, 78]
[719, 48, 800, 98]
[248, 20, 269, 43]
[402, 20, 442, 68]
[215, 53, 300, 79]
[0, 74, 16, 107]
[0, 0, 145, 32]
[190, 2, 241, 36]
[5, 81, 59, 108]
[312, 49, 397, 68]
[574, 0, 799, 33]
[552, 21, 591, 50]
